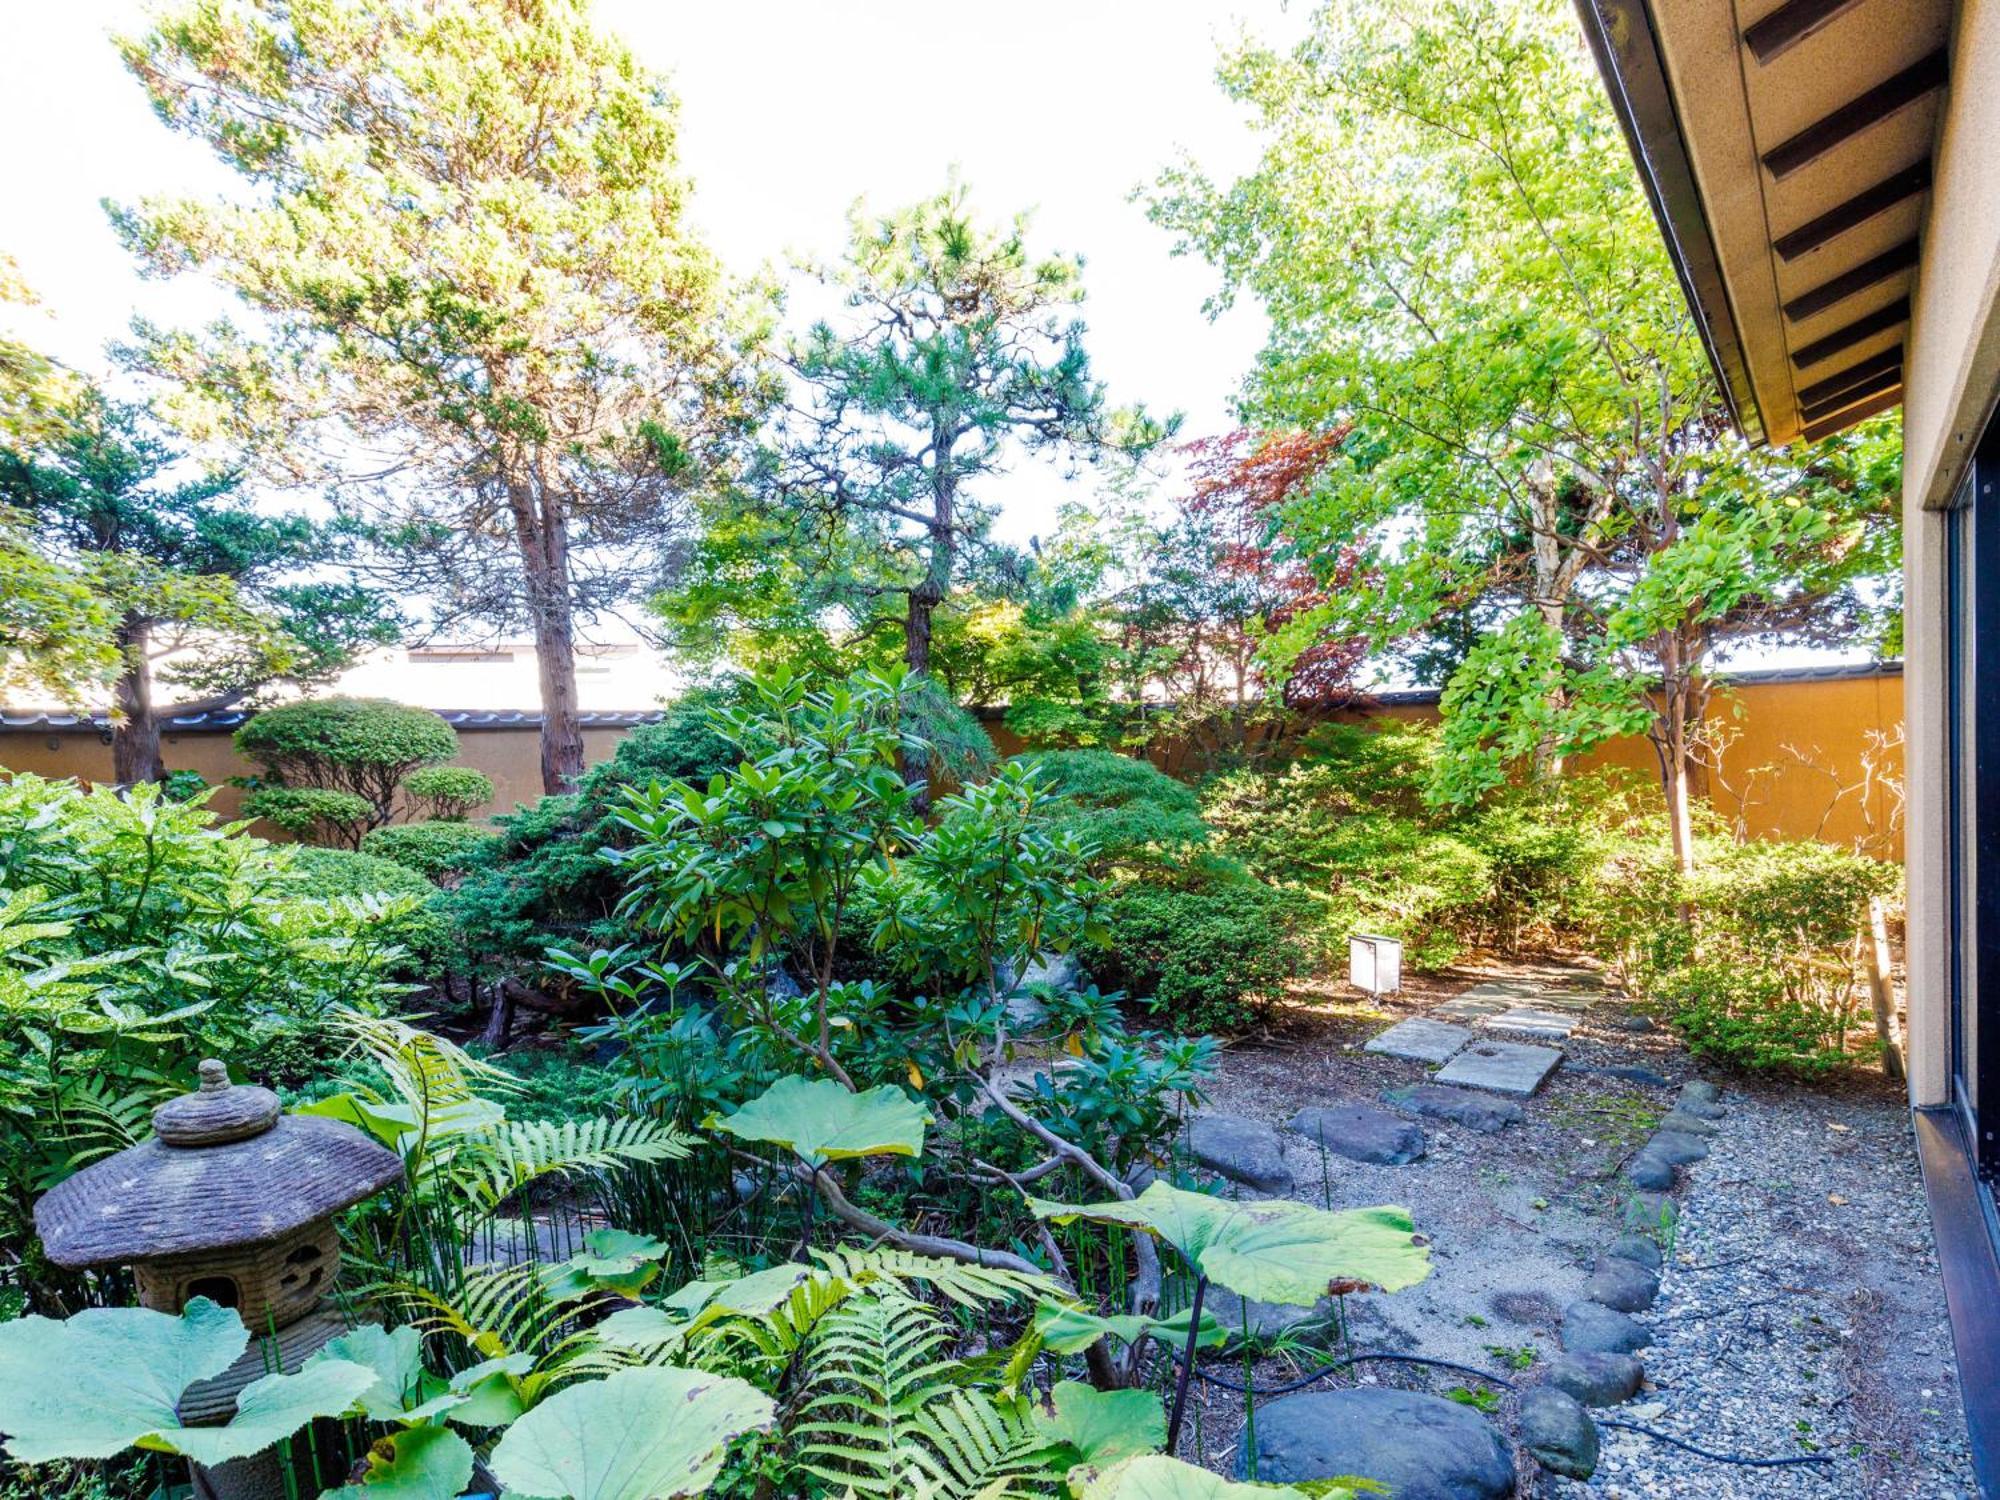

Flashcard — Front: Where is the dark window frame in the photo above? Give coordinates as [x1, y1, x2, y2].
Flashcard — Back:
[1946, 418, 2000, 1181]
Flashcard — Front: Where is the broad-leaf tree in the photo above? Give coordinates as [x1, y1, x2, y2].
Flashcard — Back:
[0, 393, 397, 782]
[1150, 0, 1900, 874]
[113, 0, 764, 792]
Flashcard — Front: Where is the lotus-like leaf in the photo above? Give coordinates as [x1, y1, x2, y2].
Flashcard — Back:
[442, 1353, 535, 1430]
[1027, 1184, 1429, 1305]
[489, 1366, 776, 1499]
[539, 1228, 672, 1304]
[323, 1425, 476, 1498]
[0, 1297, 372, 1465]
[710, 1075, 928, 1167]
[1032, 1300, 1225, 1355]
[1039, 1380, 1165, 1466]
[1073, 1454, 1326, 1498]
[310, 1325, 464, 1423]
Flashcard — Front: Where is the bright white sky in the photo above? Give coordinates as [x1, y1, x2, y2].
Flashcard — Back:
[0, 0, 1305, 557]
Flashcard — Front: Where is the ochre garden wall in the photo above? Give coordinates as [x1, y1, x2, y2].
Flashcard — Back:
[0, 667, 1905, 858]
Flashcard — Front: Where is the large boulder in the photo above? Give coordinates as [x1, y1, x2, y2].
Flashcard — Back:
[1647, 1130, 1710, 1166]
[1381, 1084, 1525, 1134]
[1604, 1234, 1664, 1271]
[1185, 1114, 1294, 1195]
[1289, 1103, 1426, 1165]
[1520, 1386, 1599, 1480]
[1233, 1388, 1514, 1498]
[1624, 1149, 1675, 1191]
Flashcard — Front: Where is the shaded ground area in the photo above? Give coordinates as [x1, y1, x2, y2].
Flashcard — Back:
[1167, 961, 1972, 1498]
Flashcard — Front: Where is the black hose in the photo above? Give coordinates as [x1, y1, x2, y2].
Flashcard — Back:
[1162, 1345, 1838, 1469]
[1597, 1416, 1836, 1468]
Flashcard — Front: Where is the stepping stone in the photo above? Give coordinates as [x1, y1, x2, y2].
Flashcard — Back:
[1562, 1299, 1652, 1354]
[1433, 978, 1544, 1019]
[1655, 1108, 1718, 1138]
[1547, 1350, 1644, 1407]
[1624, 1150, 1675, 1190]
[1434, 1038, 1563, 1096]
[1381, 1083, 1525, 1134]
[1365, 1017, 1473, 1063]
[1202, 1286, 1341, 1347]
[1605, 1234, 1663, 1271]
[1648, 1130, 1709, 1165]
[1185, 1114, 1293, 1195]
[1235, 1388, 1514, 1498]
[1289, 1103, 1426, 1165]
[1481, 1005, 1580, 1038]
[1583, 1255, 1659, 1313]
[1521, 1386, 1599, 1480]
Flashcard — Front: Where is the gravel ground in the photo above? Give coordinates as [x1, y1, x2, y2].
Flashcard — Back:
[1561, 1075, 1973, 1499]
[1167, 961, 1974, 1499]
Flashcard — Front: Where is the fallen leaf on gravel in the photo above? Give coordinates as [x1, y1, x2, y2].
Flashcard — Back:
[1828, 1193, 1848, 1205]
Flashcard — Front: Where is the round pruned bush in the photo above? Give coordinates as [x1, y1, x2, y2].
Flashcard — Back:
[362, 818, 500, 882]
[281, 844, 451, 969]
[1087, 860, 1318, 1032]
[1010, 748, 1206, 873]
[241, 785, 376, 849]
[403, 765, 495, 821]
[234, 697, 457, 827]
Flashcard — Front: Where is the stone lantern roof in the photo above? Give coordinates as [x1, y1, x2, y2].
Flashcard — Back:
[34, 1060, 404, 1268]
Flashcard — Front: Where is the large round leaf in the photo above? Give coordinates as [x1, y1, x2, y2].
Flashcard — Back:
[323, 1426, 476, 1499]
[709, 1075, 929, 1168]
[1074, 1454, 1325, 1498]
[1038, 1380, 1165, 1466]
[0, 1297, 370, 1465]
[489, 1366, 775, 1500]
[1031, 1300, 1225, 1356]
[1027, 1183, 1429, 1304]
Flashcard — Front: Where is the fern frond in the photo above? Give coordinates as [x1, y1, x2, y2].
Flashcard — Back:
[335, 1009, 513, 1110]
[792, 1292, 963, 1496]
[909, 1391, 1058, 1499]
[460, 1116, 691, 1208]
[811, 1246, 1060, 1309]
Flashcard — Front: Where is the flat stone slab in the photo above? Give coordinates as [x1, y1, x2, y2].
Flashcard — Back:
[1382, 1084, 1524, 1134]
[1289, 1103, 1426, 1165]
[1434, 1038, 1563, 1096]
[1185, 1113, 1293, 1195]
[1481, 1005, 1581, 1038]
[1364, 1017, 1473, 1063]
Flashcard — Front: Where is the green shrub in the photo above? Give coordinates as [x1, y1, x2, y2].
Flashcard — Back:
[440, 687, 744, 968]
[279, 844, 451, 964]
[403, 764, 495, 820]
[362, 818, 500, 880]
[1597, 837, 1902, 1076]
[1088, 862, 1317, 1031]
[234, 697, 457, 826]
[0, 777, 419, 1297]
[241, 785, 375, 848]
[1010, 749, 1206, 872]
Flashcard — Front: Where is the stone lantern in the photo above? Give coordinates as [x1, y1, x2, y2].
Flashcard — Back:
[35, 1059, 404, 1498]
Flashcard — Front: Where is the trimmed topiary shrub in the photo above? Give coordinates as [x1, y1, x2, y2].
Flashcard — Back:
[281, 844, 451, 967]
[1010, 749, 1207, 872]
[1087, 860, 1318, 1032]
[234, 697, 457, 830]
[240, 786, 376, 849]
[362, 818, 500, 881]
[403, 765, 495, 821]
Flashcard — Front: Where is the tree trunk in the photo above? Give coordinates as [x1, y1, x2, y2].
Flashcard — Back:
[509, 475, 586, 794]
[1525, 460, 1568, 781]
[112, 614, 164, 786]
[904, 587, 935, 679]
[1866, 896, 1905, 1083]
